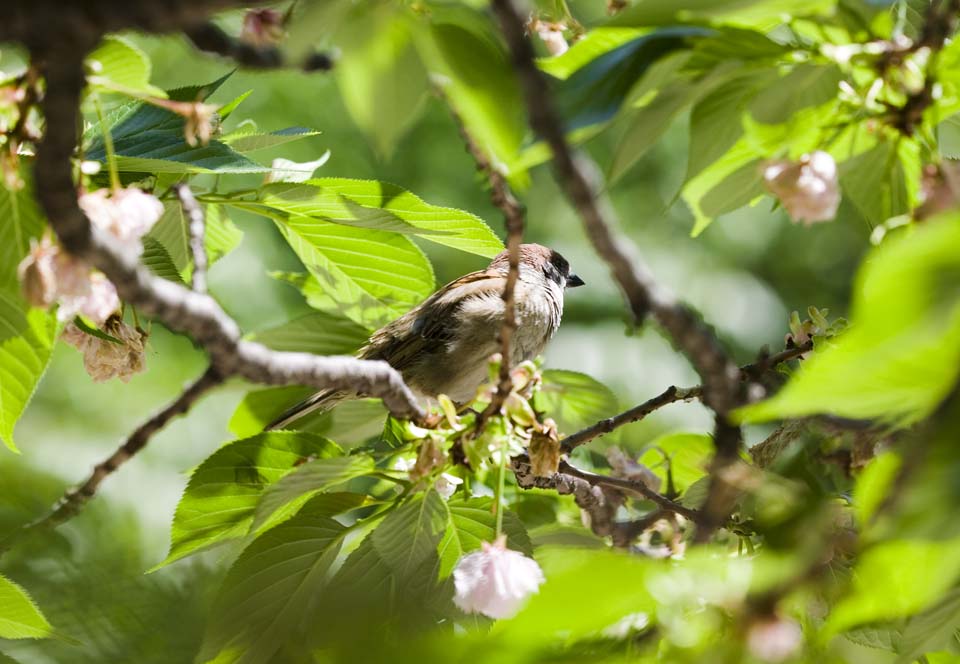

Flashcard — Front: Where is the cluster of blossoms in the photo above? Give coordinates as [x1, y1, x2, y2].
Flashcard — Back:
[18, 186, 163, 382]
[762, 151, 840, 225]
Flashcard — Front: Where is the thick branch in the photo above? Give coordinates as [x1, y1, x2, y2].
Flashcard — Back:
[174, 184, 207, 293]
[32, 51, 425, 421]
[490, 0, 742, 417]
[1, 366, 223, 550]
[184, 21, 334, 72]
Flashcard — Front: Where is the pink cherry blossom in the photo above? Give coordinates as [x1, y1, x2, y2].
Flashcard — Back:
[762, 151, 840, 225]
[57, 272, 120, 326]
[746, 616, 803, 662]
[453, 536, 545, 619]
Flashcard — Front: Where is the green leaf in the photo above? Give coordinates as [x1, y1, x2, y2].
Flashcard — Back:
[0, 573, 52, 639]
[737, 213, 960, 426]
[85, 36, 166, 98]
[684, 137, 766, 236]
[85, 91, 267, 174]
[639, 432, 713, 492]
[854, 451, 902, 528]
[197, 507, 348, 664]
[238, 203, 435, 330]
[686, 69, 777, 181]
[221, 126, 322, 153]
[146, 203, 243, 282]
[228, 385, 313, 438]
[140, 236, 187, 284]
[251, 455, 376, 533]
[335, 6, 428, 157]
[493, 547, 653, 645]
[0, 172, 46, 292]
[414, 8, 526, 179]
[748, 64, 842, 125]
[840, 139, 916, 227]
[895, 588, 960, 664]
[372, 490, 449, 578]
[246, 179, 503, 257]
[437, 497, 533, 579]
[156, 431, 341, 568]
[609, 0, 835, 30]
[0, 295, 57, 453]
[535, 369, 619, 436]
[825, 537, 960, 637]
[249, 311, 370, 355]
[537, 28, 645, 80]
[554, 27, 707, 133]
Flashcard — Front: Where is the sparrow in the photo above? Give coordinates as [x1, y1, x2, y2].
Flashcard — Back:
[267, 244, 584, 430]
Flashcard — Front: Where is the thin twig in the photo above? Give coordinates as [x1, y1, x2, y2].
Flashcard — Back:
[445, 99, 526, 426]
[1, 366, 224, 551]
[561, 385, 701, 453]
[558, 460, 703, 523]
[561, 339, 814, 453]
[174, 183, 208, 293]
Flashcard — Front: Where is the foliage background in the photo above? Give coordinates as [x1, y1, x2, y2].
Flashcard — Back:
[0, 2, 911, 662]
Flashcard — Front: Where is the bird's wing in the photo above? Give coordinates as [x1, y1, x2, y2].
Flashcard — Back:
[359, 268, 506, 370]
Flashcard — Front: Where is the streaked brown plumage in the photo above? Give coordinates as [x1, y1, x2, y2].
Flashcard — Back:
[267, 243, 583, 430]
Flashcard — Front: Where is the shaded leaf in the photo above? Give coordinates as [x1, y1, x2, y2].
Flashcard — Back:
[535, 369, 619, 436]
[639, 432, 713, 492]
[222, 126, 322, 153]
[157, 431, 341, 568]
[437, 497, 533, 579]
[372, 490, 448, 578]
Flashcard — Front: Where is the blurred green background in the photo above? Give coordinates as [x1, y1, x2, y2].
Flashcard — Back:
[1, 16, 870, 663]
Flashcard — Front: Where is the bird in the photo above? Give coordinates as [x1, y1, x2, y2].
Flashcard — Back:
[266, 243, 584, 430]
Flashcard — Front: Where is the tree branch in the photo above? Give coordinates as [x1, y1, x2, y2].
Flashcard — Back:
[31, 49, 425, 422]
[561, 339, 814, 453]
[174, 184, 208, 294]
[1, 366, 224, 551]
[489, 0, 742, 417]
[184, 21, 334, 72]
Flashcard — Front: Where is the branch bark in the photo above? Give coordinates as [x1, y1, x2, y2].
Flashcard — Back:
[174, 184, 208, 294]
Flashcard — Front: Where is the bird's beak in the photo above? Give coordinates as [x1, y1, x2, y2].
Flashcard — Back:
[566, 274, 585, 288]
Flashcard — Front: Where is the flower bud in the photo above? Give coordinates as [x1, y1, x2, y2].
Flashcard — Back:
[504, 392, 537, 427]
[762, 151, 840, 225]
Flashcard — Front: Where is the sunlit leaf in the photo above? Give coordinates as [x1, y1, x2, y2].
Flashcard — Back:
[738, 213, 960, 426]
[0, 574, 52, 639]
[535, 369, 619, 436]
[146, 203, 242, 283]
[85, 36, 166, 98]
[639, 432, 713, 492]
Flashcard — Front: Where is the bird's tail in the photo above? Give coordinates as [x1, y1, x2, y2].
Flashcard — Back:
[265, 389, 349, 431]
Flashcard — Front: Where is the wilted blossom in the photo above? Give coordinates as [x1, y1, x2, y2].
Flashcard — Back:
[62, 318, 147, 383]
[453, 536, 545, 619]
[530, 18, 569, 56]
[79, 187, 163, 252]
[410, 437, 446, 482]
[17, 236, 120, 325]
[746, 615, 803, 662]
[434, 473, 463, 500]
[528, 418, 560, 478]
[183, 103, 218, 146]
[241, 8, 285, 48]
[762, 151, 840, 225]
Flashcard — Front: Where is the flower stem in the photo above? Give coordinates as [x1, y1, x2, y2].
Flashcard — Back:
[494, 420, 508, 539]
[92, 93, 121, 192]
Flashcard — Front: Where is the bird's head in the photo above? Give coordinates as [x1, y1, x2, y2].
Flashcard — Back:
[489, 243, 585, 290]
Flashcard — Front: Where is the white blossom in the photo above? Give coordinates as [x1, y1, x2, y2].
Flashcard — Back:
[762, 151, 840, 225]
[79, 187, 163, 252]
[453, 536, 545, 619]
[434, 473, 463, 500]
[62, 318, 147, 383]
[746, 616, 803, 662]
